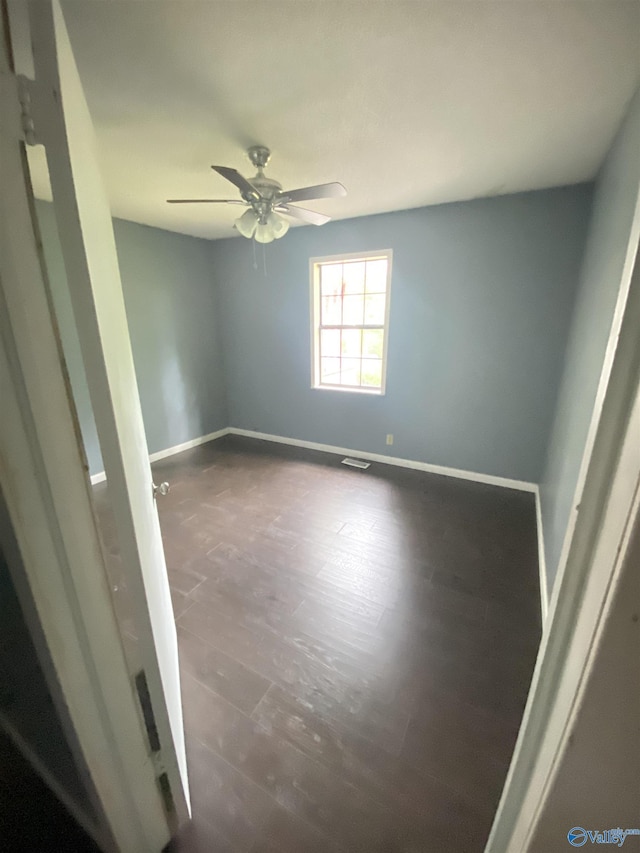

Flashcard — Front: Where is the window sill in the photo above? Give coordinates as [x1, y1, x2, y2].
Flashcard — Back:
[311, 384, 385, 397]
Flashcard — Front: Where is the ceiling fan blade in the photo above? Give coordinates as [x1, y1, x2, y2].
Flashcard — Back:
[166, 199, 246, 204]
[276, 204, 331, 226]
[276, 182, 346, 204]
[211, 166, 259, 199]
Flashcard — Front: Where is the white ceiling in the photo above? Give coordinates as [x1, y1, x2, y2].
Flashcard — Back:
[26, 1, 640, 240]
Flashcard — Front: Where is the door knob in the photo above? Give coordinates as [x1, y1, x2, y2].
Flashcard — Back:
[152, 481, 170, 499]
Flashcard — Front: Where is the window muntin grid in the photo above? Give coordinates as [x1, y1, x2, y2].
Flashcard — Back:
[312, 253, 391, 394]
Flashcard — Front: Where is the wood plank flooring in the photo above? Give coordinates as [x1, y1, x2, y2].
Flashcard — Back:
[96, 435, 541, 853]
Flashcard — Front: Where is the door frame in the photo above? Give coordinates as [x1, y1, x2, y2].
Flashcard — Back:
[486, 234, 640, 851]
[0, 5, 175, 850]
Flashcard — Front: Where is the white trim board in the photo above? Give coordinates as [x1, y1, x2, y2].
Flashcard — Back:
[149, 427, 229, 463]
[89, 427, 230, 484]
[535, 488, 549, 625]
[227, 428, 537, 493]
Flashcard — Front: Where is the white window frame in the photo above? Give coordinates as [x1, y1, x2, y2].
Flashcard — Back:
[310, 249, 393, 396]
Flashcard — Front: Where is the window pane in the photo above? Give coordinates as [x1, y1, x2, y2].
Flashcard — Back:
[361, 359, 382, 388]
[342, 261, 365, 294]
[365, 259, 387, 293]
[362, 328, 383, 358]
[321, 295, 342, 325]
[340, 358, 361, 386]
[321, 329, 340, 357]
[342, 295, 364, 326]
[364, 294, 385, 325]
[321, 357, 341, 383]
[315, 253, 390, 393]
[321, 264, 343, 297]
[341, 329, 362, 358]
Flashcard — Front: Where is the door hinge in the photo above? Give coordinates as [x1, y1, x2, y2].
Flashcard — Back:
[134, 669, 161, 753]
[16, 75, 38, 146]
[158, 772, 178, 831]
[135, 672, 178, 830]
[158, 772, 174, 813]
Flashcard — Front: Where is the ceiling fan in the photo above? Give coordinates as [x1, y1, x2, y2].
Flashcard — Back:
[167, 146, 347, 243]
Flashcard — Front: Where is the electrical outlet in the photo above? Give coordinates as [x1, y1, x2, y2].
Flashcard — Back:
[386, 434, 394, 446]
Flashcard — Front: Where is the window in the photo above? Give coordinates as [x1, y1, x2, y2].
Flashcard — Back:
[310, 250, 392, 394]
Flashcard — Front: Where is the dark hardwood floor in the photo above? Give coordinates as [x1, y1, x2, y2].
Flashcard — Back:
[98, 435, 541, 853]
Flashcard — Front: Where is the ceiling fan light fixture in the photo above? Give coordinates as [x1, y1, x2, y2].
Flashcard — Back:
[235, 208, 258, 238]
[254, 220, 276, 244]
[267, 211, 289, 238]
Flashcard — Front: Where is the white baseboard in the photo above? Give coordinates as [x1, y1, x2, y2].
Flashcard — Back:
[91, 425, 537, 494]
[89, 427, 230, 485]
[535, 487, 549, 625]
[227, 427, 537, 493]
[148, 427, 229, 463]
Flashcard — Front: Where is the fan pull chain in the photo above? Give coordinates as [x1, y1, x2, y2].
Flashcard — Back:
[252, 235, 258, 270]
[262, 242, 268, 277]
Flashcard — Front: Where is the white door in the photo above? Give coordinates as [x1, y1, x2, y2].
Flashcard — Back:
[25, 0, 190, 824]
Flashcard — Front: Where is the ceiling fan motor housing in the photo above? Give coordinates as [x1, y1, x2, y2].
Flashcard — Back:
[250, 175, 282, 200]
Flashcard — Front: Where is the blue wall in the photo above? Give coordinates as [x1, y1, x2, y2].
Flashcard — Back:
[37, 180, 596, 494]
[213, 186, 592, 483]
[540, 88, 640, 594]
[37, 201, 228, 475]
